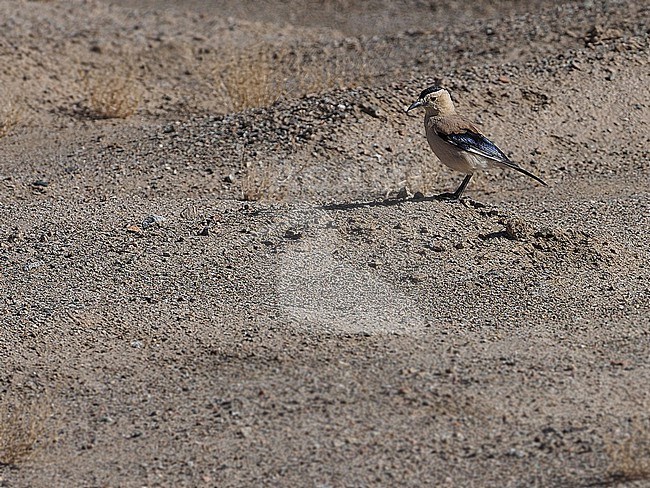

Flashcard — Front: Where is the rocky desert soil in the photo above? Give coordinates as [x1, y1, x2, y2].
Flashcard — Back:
[0, 0, 649, 486]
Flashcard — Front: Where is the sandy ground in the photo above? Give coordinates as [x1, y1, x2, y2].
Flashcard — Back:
[1, 0, 649, 486]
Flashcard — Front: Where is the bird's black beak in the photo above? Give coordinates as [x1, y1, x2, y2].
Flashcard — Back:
[406, 99, 423, 113]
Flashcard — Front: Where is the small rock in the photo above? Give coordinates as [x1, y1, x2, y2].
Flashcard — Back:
[584, 25, 623, 46]
[396, 186, 412, 200]
[413, 191, 425, 200]
[141, 214, 166, 229]
[360, 103, 383, 118]
[504, 218, 530, 240]
[126, 225, 143, 234]
[507, 448, 526, 458]
[198, 226, 210, 236]
[23, 261, 44, 271]
[284, 229, 302, 240]
[32, 179, 49, 187]
[534, 226, 562, 240]
[407, 273, 426, 283]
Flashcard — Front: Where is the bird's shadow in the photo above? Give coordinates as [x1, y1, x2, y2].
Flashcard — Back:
[317, 194, 485, 212]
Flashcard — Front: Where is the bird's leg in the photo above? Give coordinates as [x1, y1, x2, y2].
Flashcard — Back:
[437, 174, 472, 200]
[453, 174, 473, 198]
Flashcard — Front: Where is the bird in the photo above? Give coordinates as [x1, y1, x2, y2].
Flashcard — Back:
[406, 86, 547, 200]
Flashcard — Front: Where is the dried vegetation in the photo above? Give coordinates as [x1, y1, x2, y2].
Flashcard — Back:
[0, 394, 51, 467]
[605, 419, 650, 484]
[0, 102, 21, 138]
[79, 68, 142, 119]
[214, 43, 379, 112]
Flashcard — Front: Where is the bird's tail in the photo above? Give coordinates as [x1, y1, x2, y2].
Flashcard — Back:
[501, 160, 547, 186]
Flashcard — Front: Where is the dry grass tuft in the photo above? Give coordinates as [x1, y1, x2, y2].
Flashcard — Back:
[217, 49, 281, 113]
[0, 102, 21, 138]
[214, 43, 378, 113]
[240, 161, 293, 202]
[80, 69, 141, 119]
[0, 394, 51, 467]
[606, 420, 650, 483]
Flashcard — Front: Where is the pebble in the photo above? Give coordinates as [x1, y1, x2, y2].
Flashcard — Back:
[126, 225, 142, 234]
[23, 260, 44, 271]
[407, 274, 426, 283]
[504, 218, 530, 240]
[396, 186, 412, 200]
[284, 229, 302, 240]
[360, 103, 383, 118]
[141, 214, 166, 229]
[507, 448, 526, 458]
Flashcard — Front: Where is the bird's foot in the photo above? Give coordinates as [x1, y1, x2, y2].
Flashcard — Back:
[436, 192, 462, 201]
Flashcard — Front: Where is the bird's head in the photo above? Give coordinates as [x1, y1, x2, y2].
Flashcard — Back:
[406, 86, 455, 116]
